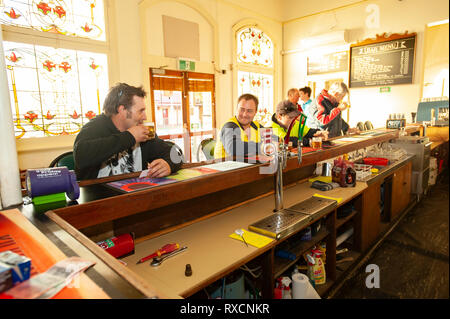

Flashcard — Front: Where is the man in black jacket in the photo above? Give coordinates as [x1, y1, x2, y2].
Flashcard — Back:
[73, 83, 182, 180]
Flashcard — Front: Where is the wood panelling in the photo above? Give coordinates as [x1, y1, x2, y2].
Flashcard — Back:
[360, 181, 381, 251]
[391, 161, 412, 220]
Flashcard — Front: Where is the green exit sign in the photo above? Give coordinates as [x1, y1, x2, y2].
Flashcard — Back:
[380, 86, 391, 93]
[178, 59, 195, 71]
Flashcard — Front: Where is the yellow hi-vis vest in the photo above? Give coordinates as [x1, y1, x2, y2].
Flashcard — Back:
[271, 116, 310, 147]
[214, 116, 263, 159]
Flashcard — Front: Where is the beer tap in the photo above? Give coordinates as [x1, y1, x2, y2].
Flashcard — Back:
[273, 113, 306, 212]
[274, 139, 288, 212]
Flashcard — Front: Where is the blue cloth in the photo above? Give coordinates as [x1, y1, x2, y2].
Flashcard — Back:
[301, 98, 312, 110]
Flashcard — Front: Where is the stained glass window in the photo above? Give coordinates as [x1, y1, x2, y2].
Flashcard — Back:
[237, 71, 273, 126]
[3, 41, 109, 138]
[237, 27, 273, 67]
[0, 0, 106, 41]
[236, 26, 274, 127]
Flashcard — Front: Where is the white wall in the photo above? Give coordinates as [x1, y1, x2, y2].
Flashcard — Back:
[136, 0, 283, 129]
[283, 0, 449, 128]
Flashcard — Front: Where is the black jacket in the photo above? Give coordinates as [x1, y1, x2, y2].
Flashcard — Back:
[73, 114, 182, 180]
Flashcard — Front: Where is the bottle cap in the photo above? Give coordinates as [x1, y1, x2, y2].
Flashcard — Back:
[185, 264, 192, 276]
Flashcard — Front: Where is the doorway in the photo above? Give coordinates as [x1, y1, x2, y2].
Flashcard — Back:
[149, 69, 216, 162]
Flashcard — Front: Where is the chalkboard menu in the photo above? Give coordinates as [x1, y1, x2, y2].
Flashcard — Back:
[307, 51, 349, 75]
[349, 34, 416, 88]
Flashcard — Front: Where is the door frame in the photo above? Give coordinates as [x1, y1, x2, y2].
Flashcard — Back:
[149, 68, 216, 161]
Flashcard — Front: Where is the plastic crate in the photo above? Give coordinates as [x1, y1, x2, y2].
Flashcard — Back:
[354, 164, 372, 181]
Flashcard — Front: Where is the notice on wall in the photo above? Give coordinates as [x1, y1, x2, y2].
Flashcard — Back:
[307, 51, 349, 75]
[349, 35, 416, 88]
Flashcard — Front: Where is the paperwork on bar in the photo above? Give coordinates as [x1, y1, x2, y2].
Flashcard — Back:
[201, 161, 254, 171]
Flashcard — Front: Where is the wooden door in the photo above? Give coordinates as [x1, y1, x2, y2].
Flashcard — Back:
[391, 162, 412, 220]
[149, 69, 216, 162]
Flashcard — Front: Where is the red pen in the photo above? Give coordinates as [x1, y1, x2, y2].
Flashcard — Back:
[136, 243, 179, 264]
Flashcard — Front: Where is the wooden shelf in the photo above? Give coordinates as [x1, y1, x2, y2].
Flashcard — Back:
[336, 210, 358, 229]
[274, 228, 329, 278]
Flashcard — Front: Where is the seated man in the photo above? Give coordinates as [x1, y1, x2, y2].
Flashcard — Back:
[73, 83, 182, 180]
[304, 82, 358, 138]
[214, 93, 264, 159]
[271, 100, 328, 148]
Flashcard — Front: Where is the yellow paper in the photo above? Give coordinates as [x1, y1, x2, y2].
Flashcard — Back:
[229, 229, 274, 248]
[313, 193, 342, 204]
[308, 176, 332, 183]
[168, 169, 203, 180]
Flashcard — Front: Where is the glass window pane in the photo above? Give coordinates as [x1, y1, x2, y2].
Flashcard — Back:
[0, 0, 106, 41]
[153, 90, 183, 136]
[4, 40, 108, 138]
[188, 91, 213, 132]
[237, 27, 273, 67]
[237, 71, 273, 127]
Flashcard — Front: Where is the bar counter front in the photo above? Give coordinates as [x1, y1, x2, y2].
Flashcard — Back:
[10, 128, 419, 299]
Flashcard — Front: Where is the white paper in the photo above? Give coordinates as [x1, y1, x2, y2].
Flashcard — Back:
[201, 161, 254, 172]
[139, 170, 148, 178]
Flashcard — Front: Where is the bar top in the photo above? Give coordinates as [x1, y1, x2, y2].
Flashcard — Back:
[121, 180, 368, 297]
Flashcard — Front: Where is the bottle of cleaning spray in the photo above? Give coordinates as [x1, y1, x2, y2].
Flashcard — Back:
[306, 249, 326, 285]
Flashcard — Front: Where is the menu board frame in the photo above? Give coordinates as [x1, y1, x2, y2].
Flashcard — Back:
[349, 32, 417, 88]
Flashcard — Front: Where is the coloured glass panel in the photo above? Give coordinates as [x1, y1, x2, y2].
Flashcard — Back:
[3, 41, 109, 138]
[237, 27, 273, 67]
[237, 71, 273, 127]
[0, 0, 106, 41]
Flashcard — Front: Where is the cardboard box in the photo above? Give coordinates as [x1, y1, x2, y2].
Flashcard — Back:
[0, 251, 31, 284]
[0, 263, 13, 293]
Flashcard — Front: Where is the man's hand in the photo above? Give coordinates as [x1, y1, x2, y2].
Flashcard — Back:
[147, 159, 171, 178]
[314, 130, 329, 140]
[338, 102, 349, 111]
[127, 125, 149, 143]
[347, 127, 360, 135]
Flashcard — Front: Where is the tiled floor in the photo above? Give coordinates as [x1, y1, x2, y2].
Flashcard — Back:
[333, 169, 449, 299]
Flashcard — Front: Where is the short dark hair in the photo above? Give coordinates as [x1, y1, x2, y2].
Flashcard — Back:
[299, 86, 311, 98]
[237, 93, 259, 111]
[103, 83, 147, 117]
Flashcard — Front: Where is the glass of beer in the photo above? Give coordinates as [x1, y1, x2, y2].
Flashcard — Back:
[311, 136, 322, 149]
[144, 122, 155, 139]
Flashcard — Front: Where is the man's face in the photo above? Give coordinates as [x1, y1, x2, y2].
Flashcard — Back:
[277, 113, 297, 129]
[124, 96, 147, 129]
[236, 98, 257, 128]
[288, 91, 300, 104]
[299, 91, 309, 102]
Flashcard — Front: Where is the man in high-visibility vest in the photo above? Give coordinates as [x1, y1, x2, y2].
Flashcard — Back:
[214, 93, 264, 159]
[271, 100, 328, 148]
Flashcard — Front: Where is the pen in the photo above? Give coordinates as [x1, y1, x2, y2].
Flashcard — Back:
[136, 243, 179, 264]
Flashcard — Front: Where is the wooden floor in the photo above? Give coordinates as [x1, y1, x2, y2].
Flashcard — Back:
[332, 169, 449, 299]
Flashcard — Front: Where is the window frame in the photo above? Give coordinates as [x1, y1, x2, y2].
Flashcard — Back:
[1, 0, 111, 147]
[233, 24, 276, 126]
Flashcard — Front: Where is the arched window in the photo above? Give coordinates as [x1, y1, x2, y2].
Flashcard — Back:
[236, 26, 274, 126]
[1, 0, 109, 139]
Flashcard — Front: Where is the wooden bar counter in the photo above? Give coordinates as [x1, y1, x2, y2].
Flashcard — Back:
[11, 129, 419, 299]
